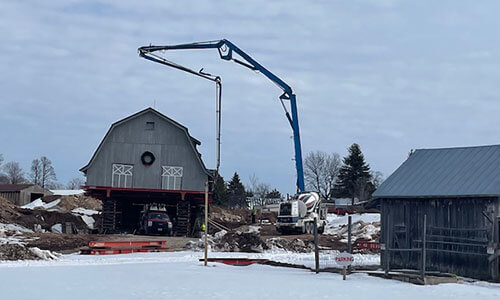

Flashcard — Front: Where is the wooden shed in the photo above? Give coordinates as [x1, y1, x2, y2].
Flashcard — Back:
[0, 184, 53, 206]
[373, 144, 500, 281]
[80, 108, 213, 235]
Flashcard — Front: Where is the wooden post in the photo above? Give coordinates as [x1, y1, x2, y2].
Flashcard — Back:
[384, 246, 389, 277]
[421, 214, 427, 281]
[347, 215, 352, 274]
[314, 217, 319, 273]
[204, 181, 209, 266]
[342, 266, 347, 280]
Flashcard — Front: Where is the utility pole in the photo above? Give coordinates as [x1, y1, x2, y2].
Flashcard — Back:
[204, 181, 209, 266]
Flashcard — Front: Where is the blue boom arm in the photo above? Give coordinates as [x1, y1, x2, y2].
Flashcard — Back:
[138, 39, 305, 192]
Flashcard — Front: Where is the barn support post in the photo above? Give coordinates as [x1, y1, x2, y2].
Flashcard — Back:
[421, 214, 427, 281]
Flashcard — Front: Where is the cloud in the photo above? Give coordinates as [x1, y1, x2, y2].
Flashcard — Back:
[1, 1, 499, 192]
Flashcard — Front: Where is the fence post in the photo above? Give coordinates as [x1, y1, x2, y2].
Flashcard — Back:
[347, 215, 352, 273]
[384, 245, 389, 277]
[421, 214, 427, 281]
[314, 217, 319, 273]
[204, 181, 209, 266]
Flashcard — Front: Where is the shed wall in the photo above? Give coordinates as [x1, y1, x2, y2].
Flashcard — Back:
[381, 197, 497, 280]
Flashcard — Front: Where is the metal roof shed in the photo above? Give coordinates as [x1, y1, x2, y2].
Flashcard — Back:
[373, 144, 500, 281]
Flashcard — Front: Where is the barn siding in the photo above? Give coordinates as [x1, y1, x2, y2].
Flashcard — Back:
[381, 197, 497, 280]
[85, 111, 208, 191]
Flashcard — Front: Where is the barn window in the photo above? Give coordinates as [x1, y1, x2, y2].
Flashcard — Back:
[161, 166, 183, 190]
[145, 122, 155, 130]
[112, 164, 133, 188]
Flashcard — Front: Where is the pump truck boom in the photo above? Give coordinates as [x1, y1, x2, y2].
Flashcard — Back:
[138, 39, 305, 192]
[138, 39, 326, 235]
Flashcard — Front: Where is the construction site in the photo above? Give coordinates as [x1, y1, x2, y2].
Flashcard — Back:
[2, 1, 500, 299]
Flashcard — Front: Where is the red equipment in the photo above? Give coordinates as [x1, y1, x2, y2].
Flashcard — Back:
[81, 240, 169, 255]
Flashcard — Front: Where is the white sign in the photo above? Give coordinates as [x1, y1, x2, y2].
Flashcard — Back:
[335, 252, 354, 267]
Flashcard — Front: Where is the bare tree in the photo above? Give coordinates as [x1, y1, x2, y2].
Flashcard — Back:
[247, 174, 272, 207]
[3, 161, 25, 184]
[47, 181, 63, 190]
[67, 177, 85, 190]
[29, 159, 42, 185]
[0, 154, 7, 184]
[40, 156, 56, 189]
[371, 171, 384, 189]
[304, 151, 341, 199]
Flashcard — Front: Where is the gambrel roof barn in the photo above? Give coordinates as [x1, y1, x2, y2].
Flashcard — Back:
[81, 108, 212, 235]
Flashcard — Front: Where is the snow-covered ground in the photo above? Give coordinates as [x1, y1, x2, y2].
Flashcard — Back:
[1, 251, 499, 300]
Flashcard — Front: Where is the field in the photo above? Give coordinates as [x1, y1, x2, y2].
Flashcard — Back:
[1, 251, 499, 300]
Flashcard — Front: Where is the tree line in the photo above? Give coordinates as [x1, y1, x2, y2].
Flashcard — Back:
[0, 154, 84, 189]
[211, 143, 382, 209]
[304, 143, 383, 204]
[212, 172, 282, 209]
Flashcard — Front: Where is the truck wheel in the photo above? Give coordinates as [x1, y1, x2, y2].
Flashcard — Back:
[318, 226, 324, 234]
[305, 222, 312, 234]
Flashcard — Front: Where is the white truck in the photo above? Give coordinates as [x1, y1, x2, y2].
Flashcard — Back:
[276, 192, 327, 234]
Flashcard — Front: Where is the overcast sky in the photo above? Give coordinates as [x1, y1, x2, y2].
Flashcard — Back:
[1, 1, 499, 193]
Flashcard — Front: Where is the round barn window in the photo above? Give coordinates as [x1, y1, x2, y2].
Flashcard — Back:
[141, 151, 155, 166]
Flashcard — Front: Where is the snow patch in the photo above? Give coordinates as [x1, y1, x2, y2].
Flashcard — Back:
[0, 223, 33, 234]
[50, 189, 85, 196]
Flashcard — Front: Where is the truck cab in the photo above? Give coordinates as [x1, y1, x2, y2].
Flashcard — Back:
[138, 203, 173, 235]
[276, 192, 327, 234]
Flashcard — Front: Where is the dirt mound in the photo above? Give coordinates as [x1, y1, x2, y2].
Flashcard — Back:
[0, 243, 40, 260]
[265, 237, 315, 253]
[0, 196, 21, 223]
[25, 233, 96, 252]
[42, 194, 102, 212]
[210, 206, 250, 229]
[213, 231, 268, 253]
[14, 209, 88, 232]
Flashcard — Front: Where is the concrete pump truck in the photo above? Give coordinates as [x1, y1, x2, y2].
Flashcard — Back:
[138, 39, 327, 235]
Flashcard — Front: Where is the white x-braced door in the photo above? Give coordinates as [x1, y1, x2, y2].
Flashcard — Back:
[161, 166, 183, 190]
[111, 164, 133, 188]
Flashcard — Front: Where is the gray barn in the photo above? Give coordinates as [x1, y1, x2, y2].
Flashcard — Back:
[0, 184, 53, 206]
[373, 144, 500, 281]
[80, 108, 213, 235]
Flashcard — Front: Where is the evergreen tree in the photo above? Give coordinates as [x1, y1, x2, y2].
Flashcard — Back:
[333, 143, 373, 204]
[213, 174, 228, 207]
[265, 189, 282, 200]
[227, 172, 247, 209]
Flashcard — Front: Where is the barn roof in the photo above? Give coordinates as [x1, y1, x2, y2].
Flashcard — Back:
[0, 184, 35, 192]
[373, 144, 500, 198]
[80, 107, 210, 176]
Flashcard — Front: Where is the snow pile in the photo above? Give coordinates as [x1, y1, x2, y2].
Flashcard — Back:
[0, 223, 34, 234]
[21, 197, 100, 231]
[71, 208, 98, 229]
[21, 198, 61, 210]
[0, 243, 59, 261]
[0, 226, 60, 261]
[50, 190, 85, 196]
[325, 213, 380, 246]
